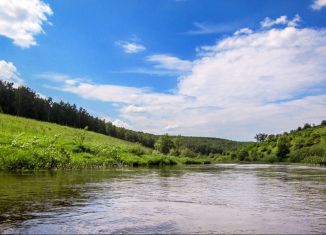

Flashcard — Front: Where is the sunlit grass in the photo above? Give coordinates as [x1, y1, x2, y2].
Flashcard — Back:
[0, 114, 211, 170]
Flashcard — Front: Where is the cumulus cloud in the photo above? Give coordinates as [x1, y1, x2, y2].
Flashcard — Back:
[116, 41, 146, 54]
[0, 0, 53, 48]
[311, 0, 326, 10]
[46, 16, 326, 140]
[112, 119, 132, 129]
[0, 60, 24, 87]
[260, 15, 301, 28]
[234, 28, 253, 36]
[101, 115, 131, 129]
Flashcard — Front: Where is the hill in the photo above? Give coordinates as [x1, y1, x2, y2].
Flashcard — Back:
[0, 81, 243, 155]
[0, 113, 211, 171]
[220, 122, 326, 165]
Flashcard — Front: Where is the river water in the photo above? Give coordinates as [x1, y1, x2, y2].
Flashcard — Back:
[0, 164, 325, 234]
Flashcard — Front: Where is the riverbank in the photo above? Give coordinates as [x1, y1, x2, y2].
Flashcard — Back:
[1, 113, 325, 171]
[0, 114, 211, 171]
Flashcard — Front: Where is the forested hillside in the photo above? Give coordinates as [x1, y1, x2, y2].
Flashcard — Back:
[222, 122, 326, 165]
[0, 81, 242, 155]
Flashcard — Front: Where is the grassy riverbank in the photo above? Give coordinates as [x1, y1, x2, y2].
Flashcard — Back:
[1, 113, 325, 171]
[0, 114, 211, 171]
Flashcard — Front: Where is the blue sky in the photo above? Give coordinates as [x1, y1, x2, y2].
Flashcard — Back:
[0, 0, 326, 140]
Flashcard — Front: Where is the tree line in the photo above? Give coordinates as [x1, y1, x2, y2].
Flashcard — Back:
[0, 81, 241, 155]
[0, 81, 156, 148]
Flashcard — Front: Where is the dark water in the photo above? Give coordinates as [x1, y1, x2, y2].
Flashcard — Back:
[0, 164, 325, 234]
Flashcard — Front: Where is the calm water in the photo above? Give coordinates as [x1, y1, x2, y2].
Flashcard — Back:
[0, 164, 325, 234]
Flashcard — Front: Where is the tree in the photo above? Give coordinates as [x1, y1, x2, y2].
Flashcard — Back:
[238, 149, 249, 161]
[254, 133, 268, 142]
[276, 136, 290, 160]
[303, 123, 312, 130]
[154, 134, 175, 154]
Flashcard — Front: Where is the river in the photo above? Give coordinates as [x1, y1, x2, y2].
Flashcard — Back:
[0, 164, 325, 234]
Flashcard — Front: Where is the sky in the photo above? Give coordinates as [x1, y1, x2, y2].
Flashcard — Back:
[0, 0, 326, 141]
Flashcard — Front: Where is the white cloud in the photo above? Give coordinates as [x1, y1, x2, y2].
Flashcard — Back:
[116, 41, 146, 54]
[234, 28, 253, 36]
[101, 115, 131, 129]
[146, 54, 192, 72]
[311, 0, 326, 10]
[112, 119, 131, 129]
[123, 105, 147, 113]
[46, 16, 326, 140]
[164, 124, 180, 131]
[187, 22, 235, 35]
[260, 15, 301, 28]
[0, 60, 24, 87]
[0, 0, 53, 48]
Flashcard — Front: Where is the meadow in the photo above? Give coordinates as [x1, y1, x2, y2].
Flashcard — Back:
[0, 113, 211, 171]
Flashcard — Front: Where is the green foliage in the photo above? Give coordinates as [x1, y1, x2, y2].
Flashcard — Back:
[154, 134, 175, 154]
[226, 120, 326, 164]
[73, 126, 88, 147]
[238, 149, 249, 161]
[128, 145, 147, 156]
[276, 136, 291, 160]
[254, 133, 268, 142]
[289, 146, 326, 163]
[0, 114, 216, 170]
[294, 138, 305, 150]
[179, 148, 197, 158]
[261, 154, 278, 163]
[302, 155, 326, 165]
[168, 148, 180, 156]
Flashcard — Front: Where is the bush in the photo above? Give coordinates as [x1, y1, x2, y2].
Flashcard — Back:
[180, 148, 197, 158]
[169, 148, 180, 156]
[302, 155, 326, 165]
[261, 154, 278, 163]
[294, 138, 305, 150]
[276, 136, 290, 160]
[129, 145, 146, 156]
[238, 149, 249, 161]
[289, 146, 326, 163]
[154, 134, 175, 154]
[2, 150, 35, 170]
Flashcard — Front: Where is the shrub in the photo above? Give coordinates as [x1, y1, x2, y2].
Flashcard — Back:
[154, 134, 175, 154]
[261, 154, 278, 163]
[302, 155, 326, 165]
[129, 145, 146, 156]
[238, 150, 249, 161]
[276, 136, 290, 160]
[289, 146, 326, 163]
[294, 138, 305, 150]
[180, 148, 197, 158]
[169, 148, 180, 156]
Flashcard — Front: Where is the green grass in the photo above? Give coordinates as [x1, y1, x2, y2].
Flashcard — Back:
[0, 113, 211, 171]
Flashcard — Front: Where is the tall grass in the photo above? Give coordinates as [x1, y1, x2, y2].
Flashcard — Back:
[0, 114, 212, 171]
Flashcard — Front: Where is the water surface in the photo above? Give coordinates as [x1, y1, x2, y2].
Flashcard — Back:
[0, 164, 325, 234]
